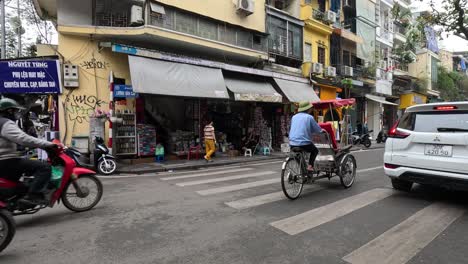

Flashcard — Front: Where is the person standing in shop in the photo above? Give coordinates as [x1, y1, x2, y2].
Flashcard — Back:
[203, 120, 216, 162]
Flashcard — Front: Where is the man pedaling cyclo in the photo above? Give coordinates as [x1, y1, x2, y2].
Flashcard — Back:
[289, 101, 324, 172]
[0, 98, 58, 205]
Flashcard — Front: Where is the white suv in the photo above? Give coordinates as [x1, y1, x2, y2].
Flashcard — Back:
[384, 102, 468, 191]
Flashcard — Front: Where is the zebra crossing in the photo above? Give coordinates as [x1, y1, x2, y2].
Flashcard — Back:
[155, 163, 466, 264]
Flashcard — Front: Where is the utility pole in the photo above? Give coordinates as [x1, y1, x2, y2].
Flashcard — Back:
[17, 0, 21, 57]
[1, 0, 6, 59]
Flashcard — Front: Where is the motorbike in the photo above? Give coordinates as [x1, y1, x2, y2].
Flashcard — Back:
[65, 137, 117, 175]
[0, 142, 103, 217]
[0, 202, 15, 253]
[352, 130, 373, 148]
[376, 129, 387, 143]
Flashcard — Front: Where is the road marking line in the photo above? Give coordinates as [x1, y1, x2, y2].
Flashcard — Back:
[161, 168, 253, 181]
[343, 202, 465, 264]
[225, 186, 324, 210]
[197, 179, 278, 196]
[270, 188, 395, 235]
[176, 171, 276, 187]
[357, 166, 383, 173]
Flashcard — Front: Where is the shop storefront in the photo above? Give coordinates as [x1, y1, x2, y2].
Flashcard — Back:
[110, 54, 320, 160]
[0, 58, 62, 159]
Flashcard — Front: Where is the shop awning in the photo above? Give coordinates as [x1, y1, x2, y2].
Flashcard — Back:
[365, 94, 398, 105]
[273, 78, 320, 103]
[224, 77, 282, 103]
[128, 55, 229, 99]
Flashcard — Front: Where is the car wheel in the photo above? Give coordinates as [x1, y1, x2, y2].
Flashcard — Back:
[391, 178, 413, 192]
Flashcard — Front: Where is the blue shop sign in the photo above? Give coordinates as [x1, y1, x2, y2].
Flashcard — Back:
[114, 84, 137, 98]
[0, 60, 62, 94]
[112, 44, 137, 55]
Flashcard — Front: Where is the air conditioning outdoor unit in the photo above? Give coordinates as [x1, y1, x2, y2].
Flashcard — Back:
[325, 66, 337, 77]
[130, 5, 144, 25]
[325, 10, 337, 23]
[312, 63, 323, 74]
[341, 66, 353, 77]
[237, 0, 255, 16]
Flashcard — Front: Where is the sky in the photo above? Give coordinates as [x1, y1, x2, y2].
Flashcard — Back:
[411, 0, 468, 52]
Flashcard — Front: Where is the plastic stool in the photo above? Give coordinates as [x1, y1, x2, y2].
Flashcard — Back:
[244, 149, 252, 157]
[263, 148, 271, 156]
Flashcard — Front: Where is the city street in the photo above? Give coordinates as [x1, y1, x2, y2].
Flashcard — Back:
[2, 148, 468, 264]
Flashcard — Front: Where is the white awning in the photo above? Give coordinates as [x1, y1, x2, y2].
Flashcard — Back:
[224, 77, 282, 103]
[273, 78, 320, 103]
[365, 94, 398, 105]
[150, 2, 166, 14]
[129, 56, 229, 99]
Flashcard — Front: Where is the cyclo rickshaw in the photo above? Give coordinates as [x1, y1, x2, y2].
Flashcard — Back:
[281, 99, 357, 200]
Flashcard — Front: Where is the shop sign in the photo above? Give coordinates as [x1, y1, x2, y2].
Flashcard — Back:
[0, 60, 62, 94]
[114, 84, 137, 98]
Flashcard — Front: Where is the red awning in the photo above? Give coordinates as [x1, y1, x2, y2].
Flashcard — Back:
[311, 98, 356, 110]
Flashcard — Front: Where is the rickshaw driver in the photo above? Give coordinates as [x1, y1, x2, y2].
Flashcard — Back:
[288, 101, 323, 172]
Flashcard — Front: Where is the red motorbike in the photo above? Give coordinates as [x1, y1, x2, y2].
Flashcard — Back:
[0, 201, 15, 253]
[0, 141, 103, 216]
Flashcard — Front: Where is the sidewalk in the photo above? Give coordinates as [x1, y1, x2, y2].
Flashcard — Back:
[116, 143, 385, 175]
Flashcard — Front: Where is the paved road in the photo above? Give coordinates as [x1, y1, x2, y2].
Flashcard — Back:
[2, 148, 468, 264]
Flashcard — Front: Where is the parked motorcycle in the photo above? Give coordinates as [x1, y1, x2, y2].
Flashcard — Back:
[352, 130, 374, 148]
[65, 137, 117, 175]
[0, 142, 103, 217]
[0, 203, 15, 253]
[376, 129, 387, 144]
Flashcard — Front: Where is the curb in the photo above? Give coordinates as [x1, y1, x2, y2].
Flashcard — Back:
[115, 145, 385, 175]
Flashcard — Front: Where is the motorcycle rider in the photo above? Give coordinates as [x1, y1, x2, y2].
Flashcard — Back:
[0, 98, 56, 205]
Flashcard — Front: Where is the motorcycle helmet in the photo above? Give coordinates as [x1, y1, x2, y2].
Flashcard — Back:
[0, 98, 25, 121]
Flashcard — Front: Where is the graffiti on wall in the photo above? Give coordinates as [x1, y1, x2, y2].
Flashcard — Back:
[66, 95, 106, 124]
[80, 58, 110, 70]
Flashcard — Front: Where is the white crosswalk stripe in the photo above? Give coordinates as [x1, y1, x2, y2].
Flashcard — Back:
[176, 171, 276, 187]
[225, 185, 324, 210]
[197, 178, 278, 196]
[342, 202, 465, 264]
[270, 188, 395, 235]
[160, 168, 253, 181]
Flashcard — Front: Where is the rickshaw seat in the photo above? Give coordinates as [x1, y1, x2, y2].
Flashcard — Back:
[319, 123, 338, 150]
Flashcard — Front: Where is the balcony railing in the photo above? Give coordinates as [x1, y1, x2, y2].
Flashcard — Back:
[394, 62, 409, 72]
[312, 9, 325, 22]
[95, 12, 129, 27]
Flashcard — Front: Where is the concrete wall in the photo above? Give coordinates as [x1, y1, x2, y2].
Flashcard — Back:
[57, 33, 131, 145]
[157, 0, 267, 33]
[57, 0, 93, 26]
[439, 49, 453, 72]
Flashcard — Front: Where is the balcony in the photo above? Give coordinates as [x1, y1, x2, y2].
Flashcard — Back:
[393, 23, 407, 43]
[377, 27, 394, 46]
[94, 0, 140, 27]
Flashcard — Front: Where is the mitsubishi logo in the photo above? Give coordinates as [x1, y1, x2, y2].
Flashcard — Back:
[434, 136, 441, 142]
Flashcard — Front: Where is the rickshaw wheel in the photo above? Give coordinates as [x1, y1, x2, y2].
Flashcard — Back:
[281, 158, 304, 200]
[338, 154, 356, 188]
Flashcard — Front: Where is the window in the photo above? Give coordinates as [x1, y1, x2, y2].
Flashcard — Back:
[400, 111, 468, 132]
[342, 50, 351, 66]
[318, 47, 326, 64]
[175, 12, 197, 35]
[198, 19, 218, 41]
[304, 43, 312, 62]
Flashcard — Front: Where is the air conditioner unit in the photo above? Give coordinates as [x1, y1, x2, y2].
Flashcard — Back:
[341, 66, 353, 77]
[325, 10, 337, 23]
[130, 5, 144, 26]
[325, 66, 337, 77]
[312, 63, 323, 74]
[237, 0, 255, 16]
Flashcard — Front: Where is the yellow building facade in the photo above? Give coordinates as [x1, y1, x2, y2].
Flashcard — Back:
[300, 0, 335, 100]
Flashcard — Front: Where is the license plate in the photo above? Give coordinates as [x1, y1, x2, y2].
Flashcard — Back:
[424, 144, 453, 157]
